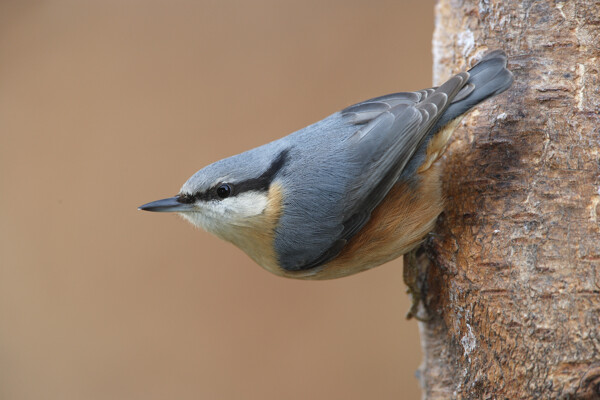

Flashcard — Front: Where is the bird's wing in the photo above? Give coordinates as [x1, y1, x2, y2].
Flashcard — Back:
[276, 72, 470, 272]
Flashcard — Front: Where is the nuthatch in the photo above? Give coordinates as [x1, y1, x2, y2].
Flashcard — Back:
[140, 50, 513, 280]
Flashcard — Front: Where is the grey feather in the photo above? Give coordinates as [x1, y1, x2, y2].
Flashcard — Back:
[180, 50, 513, 272]
[275, 71, 474, 271]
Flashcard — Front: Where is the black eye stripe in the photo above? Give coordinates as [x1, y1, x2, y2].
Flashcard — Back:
[233, 149, 289, 194]
[180, 148, 289, 203]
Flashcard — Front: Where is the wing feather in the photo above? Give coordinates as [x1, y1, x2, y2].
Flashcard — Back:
[277, 72, 471, 271]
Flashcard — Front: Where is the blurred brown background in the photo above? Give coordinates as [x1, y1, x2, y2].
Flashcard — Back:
[0, 1, 434, 399]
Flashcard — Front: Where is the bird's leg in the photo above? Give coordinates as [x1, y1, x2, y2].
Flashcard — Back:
[403, 243, 433, 321]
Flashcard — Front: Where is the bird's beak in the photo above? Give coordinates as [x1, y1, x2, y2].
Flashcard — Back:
[138, 196, 195, 213]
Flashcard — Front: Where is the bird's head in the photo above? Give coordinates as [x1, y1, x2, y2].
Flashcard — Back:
[139, 148, 289, 271]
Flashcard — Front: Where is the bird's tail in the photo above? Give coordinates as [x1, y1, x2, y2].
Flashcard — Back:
[399, 50, 513, 178]
[436, 50, 514, 128]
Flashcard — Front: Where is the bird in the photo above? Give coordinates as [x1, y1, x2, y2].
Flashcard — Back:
[139, 50, 513, 280]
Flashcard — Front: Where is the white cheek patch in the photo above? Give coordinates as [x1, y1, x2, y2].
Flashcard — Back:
[219, 191, 269, 219]
[178, 191, 269, 235]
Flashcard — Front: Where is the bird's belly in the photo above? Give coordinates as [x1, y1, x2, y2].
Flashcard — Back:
[291, 163, 444, 280]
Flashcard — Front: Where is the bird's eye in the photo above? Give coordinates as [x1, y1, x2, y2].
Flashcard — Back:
[216, 183, 231, 199]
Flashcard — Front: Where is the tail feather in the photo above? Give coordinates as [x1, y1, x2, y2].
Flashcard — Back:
[439, 50, 514, 128]
[399, 50, 513, 180]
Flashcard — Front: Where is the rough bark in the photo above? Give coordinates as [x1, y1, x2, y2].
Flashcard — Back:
[412, 1, 600, 398]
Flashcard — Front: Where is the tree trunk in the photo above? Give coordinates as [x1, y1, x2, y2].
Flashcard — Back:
[411, 0, 600, 398]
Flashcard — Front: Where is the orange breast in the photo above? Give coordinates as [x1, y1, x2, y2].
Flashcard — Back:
[270, 117, 462, 280]
[255, 163, 444, 280]
[297, 163, 444, 279]
[281, 118, 463, 280]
